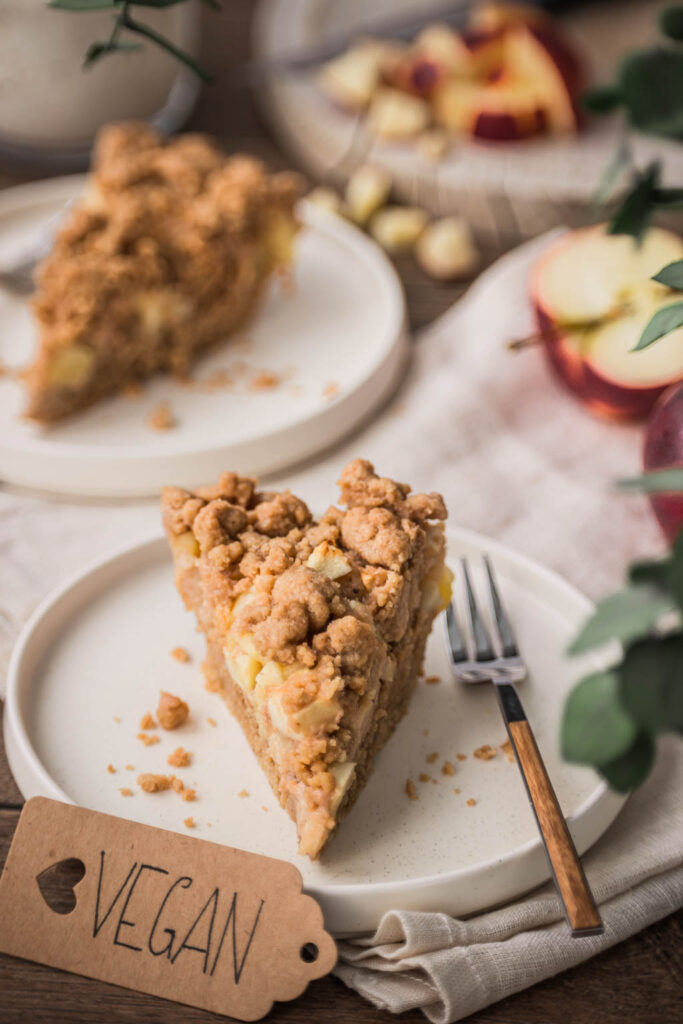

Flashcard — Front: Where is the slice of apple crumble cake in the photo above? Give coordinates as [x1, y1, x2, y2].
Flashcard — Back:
[25, 122, 302, 422]
[162, 459, 451, 858]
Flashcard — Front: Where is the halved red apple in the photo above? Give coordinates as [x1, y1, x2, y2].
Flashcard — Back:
[503, 23, 581, 133]
[532, 225, 683, 420]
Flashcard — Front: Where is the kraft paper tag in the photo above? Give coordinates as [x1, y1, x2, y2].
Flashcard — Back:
[0, 798, 337, 1020]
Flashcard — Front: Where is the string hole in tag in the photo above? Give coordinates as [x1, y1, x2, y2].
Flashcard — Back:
[36, 858, 85, 916]
[300, 943, 319, 963]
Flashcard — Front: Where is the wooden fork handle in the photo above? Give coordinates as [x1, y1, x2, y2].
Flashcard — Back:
[497, 684, 604, 937]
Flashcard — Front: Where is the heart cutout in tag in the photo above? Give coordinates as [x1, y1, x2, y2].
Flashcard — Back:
[36, 858, 86, 915]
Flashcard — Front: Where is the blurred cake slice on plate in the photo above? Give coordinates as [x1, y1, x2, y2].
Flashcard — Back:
[25, 122, 301, 422]
[162, 459, 452, 858]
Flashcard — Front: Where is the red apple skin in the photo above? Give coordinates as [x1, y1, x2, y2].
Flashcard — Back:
[535, 304, 670, 422]
[473, 107, 545, 140]
[643, 382, 683, 544]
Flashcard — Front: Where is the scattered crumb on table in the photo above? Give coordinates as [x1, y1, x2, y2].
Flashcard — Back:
[148, 402, 176, 431]
[119, 788, 133, 797]
[207, 717, 217, 727]
[426, 752, 439, 764]
[425, 675, 441, 685]
[184, 817, 195, 829]
[474, 744, 497, 761]
[456, 753, 467, 761]
[466, 798, 477, 807]
[167, 746, 191, 768]
[418, 773, 431, 783]
[238, 789, 250, 798]
[157, 691, 189, 730]
[138, 773, 172, 793]
[442, 761, 455, 776]
[171, 646, 191, 663]
[137, 732, 160, 747]
[405, 779, 418, 801]
[139, 712, 156, 730]
[106, 764, 116, 774]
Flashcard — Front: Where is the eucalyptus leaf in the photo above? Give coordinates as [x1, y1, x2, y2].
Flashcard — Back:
[652, 259, 683, 290]
[618, 468, 683, 494]
[619, 49, 683, 139]
[84, 39, 142, 66]
[568, 586, 675, 655]
[608, 162, 660, 240]
[50, 0, 118, 8]
[620, 633, 683, 733]
[121, 11, 213, 81]
[660, 4, 683, 41]
[652, 187, 683, 207]
[598, 731, 655, 792]
[582, 84, 622, 115]
[633, 300, 683, 350]
[592, 137, 632, 208]
[561, 670, 638, 766]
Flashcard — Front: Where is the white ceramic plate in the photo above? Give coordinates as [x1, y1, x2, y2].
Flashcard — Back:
[0, 176, 407, 498]
[4, 527, 625, 935]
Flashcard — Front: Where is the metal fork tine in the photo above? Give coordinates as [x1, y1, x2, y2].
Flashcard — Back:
[444, 602, 468, 664]
[484, 555, 518, 657]
[461, 558, 495, 661]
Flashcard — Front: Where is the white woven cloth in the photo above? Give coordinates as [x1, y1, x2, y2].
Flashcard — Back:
[1, 235, 680, 1021]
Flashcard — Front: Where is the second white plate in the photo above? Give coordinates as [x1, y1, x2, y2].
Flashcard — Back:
[5, 527, 625, 935]
[0, 176, 407, 498]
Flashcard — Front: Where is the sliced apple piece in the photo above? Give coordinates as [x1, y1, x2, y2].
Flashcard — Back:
[502, 23, 581, 133]
[345, 163, 392, 224]
[415, 217, 480, 280]
[366, 86, 431, 139]
[432, 79, 482, 134]
[369, 206, 428, 252]
[532, 224, 683, 420]
[318, 43, 383, 110]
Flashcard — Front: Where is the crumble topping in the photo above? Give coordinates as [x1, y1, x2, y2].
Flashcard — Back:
[157, 691, 189, 730]
[138, 773, 172, 793]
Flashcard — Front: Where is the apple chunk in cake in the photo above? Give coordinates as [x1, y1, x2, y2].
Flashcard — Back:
[25, 122, 302, 423]
[162, 459, 452, 858]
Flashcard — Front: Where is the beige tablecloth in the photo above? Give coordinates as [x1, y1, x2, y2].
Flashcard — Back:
[1, 235, 679, 1021]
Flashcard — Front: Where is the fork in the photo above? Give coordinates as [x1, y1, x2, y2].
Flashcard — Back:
[444, 555, 604, 937]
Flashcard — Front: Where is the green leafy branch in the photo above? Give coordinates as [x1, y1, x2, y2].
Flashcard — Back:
[49, 0, 220, 83]
[561, 478, 683, 792]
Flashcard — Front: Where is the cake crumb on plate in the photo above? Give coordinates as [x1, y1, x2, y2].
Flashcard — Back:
[137, 732, 160, 746]
[148, 402, 176, 431]
[418, 773, 431, 783]
[157, 690, 189, 730]
[454, 787, 461, 794]
[207, 717, 217, 727]
[106, 764, 116, 774]
[426, 752, 439, 764]
[474, 744, 497, 761]
[119, 788, 133, 797]
[442, 760, 455, 776]
[125, 764, 134, 771]
[456, 753, 467, 761]
[238, 789, 249, 798]
[466, 798, 477, 807]
[139, 712, 156, 730]
[184, 817, 195, 829]
[138, 773, 172, 793]
[424, 675, 441, 684]
[167, 746, 191, 768]
[405, 779, 418, 801]
[171, 646, 191, 663]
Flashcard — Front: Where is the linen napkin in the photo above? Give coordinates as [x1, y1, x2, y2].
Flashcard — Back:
[1, 234, 679, 1022]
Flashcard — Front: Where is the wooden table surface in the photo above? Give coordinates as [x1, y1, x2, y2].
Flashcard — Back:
[1, 4, 681, 1022]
